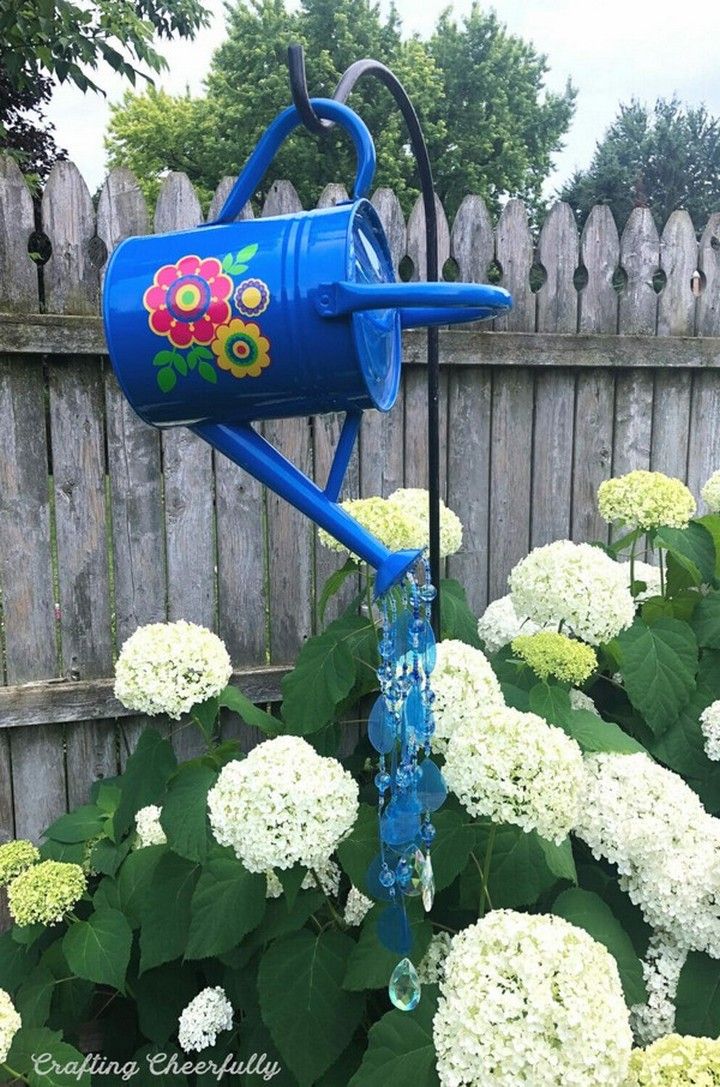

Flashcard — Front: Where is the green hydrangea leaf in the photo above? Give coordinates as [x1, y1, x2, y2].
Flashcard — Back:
[552, 888, 646, 1005]
[160, 762, 217, 864]
[439, 579, 481, 647]
[185, 855, 266, 959]
[656, 523, 717, 586]
[258, 931, 365, 1086]
[113, 728, 177, 838]
[336, 804, 378, 889]
[133, 962, 199, 1043]
[528, 682, 571, 725]
[616, 617, 698, 734]
[348, 985, 440, 1087]
[218, 685, 279, 736]
[676, 950, 720, 1036]
[429, 806, 476, 891]
[280, 617, 360, 735]
[116, 844, 166, 928]
[558, 709, 647, 754]
[0, 931, 40, 993]
[44, 805, 105, 844]
[138, 853, 200, 974]
[62, 907, 132, 993]
[343, 905, 431, 991]
[8, 1026, 91, 1087]
[461, 825, 567, 910]
[15, 964, 55, 1027]
[692, 594, 720, 648]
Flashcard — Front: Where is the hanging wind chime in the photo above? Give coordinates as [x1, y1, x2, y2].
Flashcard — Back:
[102, 44, 511, 1012]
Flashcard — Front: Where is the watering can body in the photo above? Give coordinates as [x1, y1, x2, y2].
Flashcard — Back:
[103, 98, 512, 594]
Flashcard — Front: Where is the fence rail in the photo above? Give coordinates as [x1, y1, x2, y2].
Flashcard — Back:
[1, 153, 720, 848]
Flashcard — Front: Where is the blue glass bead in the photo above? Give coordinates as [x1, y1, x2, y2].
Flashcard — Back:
[388, 957, 421, 1011]
[377, 902, 412, 955]
[368, 696, 396, 755]
[419, 583, 436, 603]
[379, 636, 394, 660]
[365, 856, 393, 901]
[416, 759, 447, 812]
[395, 763, 414, 790]
[378, 862, 396, 888]
[375, 770, 392, 794]
[420, 819, 436, 845]
[381, 800, 421, 849]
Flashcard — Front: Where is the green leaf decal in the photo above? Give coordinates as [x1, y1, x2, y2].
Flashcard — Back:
[198, 359, 218, 384]
[552, 888, 646, 1005]
[222, 253, 235, 273]
[172, 352, 188, 376]
[236, 243, 258, 262]
[258, 931, 365, 1086]
[62, 907, 132, 992]
[616, 617, 698, 734]
[187, 345, 213, 371]
[157, 366, 176, 393]
[152, 349, 178, 367]
[349, 986, 440, 1087]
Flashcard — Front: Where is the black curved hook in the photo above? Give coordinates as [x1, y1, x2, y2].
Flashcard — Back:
[287, 43, 442, 631]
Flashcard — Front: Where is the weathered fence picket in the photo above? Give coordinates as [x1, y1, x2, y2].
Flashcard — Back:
[2, 154, 720, 829]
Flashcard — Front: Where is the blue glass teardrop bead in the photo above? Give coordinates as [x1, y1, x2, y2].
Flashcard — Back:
[381, 800, 421, 849]
[388, 957, 421, 1011]
[368, 696, 396, 755]
[416, 759, 447, 812]
[377, 902, 413, 955]
[404, 685, 425, 733]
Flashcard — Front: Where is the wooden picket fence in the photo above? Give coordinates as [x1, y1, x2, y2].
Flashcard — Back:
[2, 152, 720, 851]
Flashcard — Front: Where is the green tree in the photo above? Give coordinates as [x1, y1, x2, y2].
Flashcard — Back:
[429, 4, 576, 219]
[561, 97, 720, 231]
[1, 0, 208, 96]
[0, 72, 65, 189]
[105, 0, 574, 217]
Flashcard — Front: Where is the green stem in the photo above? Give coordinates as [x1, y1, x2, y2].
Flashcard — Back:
[481, 826, 496, 917]
[431, 921, 459, 935]
[658, 548, 665, 596]
[311, 869, 348, 931]
[629, 532, 637, 593]
[1, 1065, 30, 1085]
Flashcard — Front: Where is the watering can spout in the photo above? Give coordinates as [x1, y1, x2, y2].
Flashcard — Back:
[313, 280, 512, 327]
[192, 420, 422, 596]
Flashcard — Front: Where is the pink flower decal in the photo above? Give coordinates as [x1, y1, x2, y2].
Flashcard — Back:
[143, 255, 233, 349]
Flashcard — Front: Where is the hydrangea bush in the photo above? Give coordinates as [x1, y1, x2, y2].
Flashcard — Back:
[1, 477, 720, 1086]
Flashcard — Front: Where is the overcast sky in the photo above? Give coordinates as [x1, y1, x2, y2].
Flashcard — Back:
[45, 0, 720, 197]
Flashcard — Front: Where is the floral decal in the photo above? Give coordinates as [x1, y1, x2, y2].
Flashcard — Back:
[146, 244, 272, 392]
[235, 278, 270, 318]
[211, 320, 270, 379]
[143, 255, 233, 349]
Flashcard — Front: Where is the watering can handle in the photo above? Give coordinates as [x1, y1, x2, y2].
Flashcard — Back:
[210, 99, 376, 225]
[312, 280, 512, 326]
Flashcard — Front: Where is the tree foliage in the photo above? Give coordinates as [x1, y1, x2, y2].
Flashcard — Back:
[1, 0, 209, 96]
[105, 0, 575, 217]
[561, 97, 720, 231]
[0, 72, 65, 188]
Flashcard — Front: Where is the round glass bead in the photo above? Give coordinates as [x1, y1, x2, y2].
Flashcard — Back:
[419, 583, 437, 603]
[395, 764, 414, 790]
[375, 771, 392, 794]
[396, 859, 412, 888]
[378, 863, 396, 889]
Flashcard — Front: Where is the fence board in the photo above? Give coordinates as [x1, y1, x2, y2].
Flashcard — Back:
[153, 174, 214, 761]
[0, 157, 67, 841]
[43, 163, 117, 805]
[494, 199, 534, 332]
[371, 188, 406, 276]
[450, 195, 493, 282]
[488, 368, 534, 599]
[446, 366, 491, 613]
[406, 193, 450, 282]
[262, 181, 313, 660]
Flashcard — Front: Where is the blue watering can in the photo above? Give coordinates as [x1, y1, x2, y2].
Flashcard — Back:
[103, 98, 511, 595]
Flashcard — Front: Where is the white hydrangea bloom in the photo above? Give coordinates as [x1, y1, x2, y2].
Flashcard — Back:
[444, 705, 584, 844]
[509, 540, 636, 646]
[0, 988, 21, 1064]
[701, 469, 720, 513]
[700, 701, 720, 762]
[476, 594, 548, 654]
[433, 911, 632, 1087]
[569, 688, 601, 716]
[387, 488, 463, 557]
[576, 753, 720, 955]
[178, 986, 233, 1053]
[265, 871, 283, 899]
[630, 934, 687, 1047]
[343, 887, 373, 927]
[114, 621, 232, 719]
[430, 640, 505, 753]
[417, 931, 452, 985]
[619, 560, 662, 601]
[134, 805, 166, 848]
[265, 860, 342, 900]
[207, 737, 358, 873]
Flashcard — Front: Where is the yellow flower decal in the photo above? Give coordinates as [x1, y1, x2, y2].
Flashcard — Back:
[211, 319, 270, 379]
